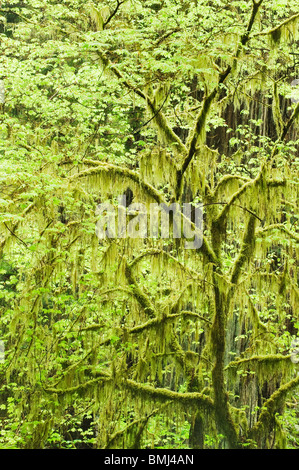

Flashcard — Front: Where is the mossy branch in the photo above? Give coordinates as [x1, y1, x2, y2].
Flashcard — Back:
[128, 249, 162, 267]
[176, 88, 218, 200]
[213, 175, 250, 198]
[129, 310, 211, 335]
[124, 379, 214, 411]
[175, 0, 264, 201]
[257, 224, 299, 243]
[215, 176, 259, 228]
[0, 202, 35, 255]
[44, 374, 111, 395]
[104, 404, 168, 449]
[225, 354, 292, 371]
[268, 100, 299, 161]
[248, 374, 299, 443]
[177, 311, 212, 325]
[69, 162, 163, 203]
[124, 260, 156, 318]
[251, 12, 299, 39]
[96, 50, 186, 156]
[230, 215, 257, 285]
[245, 289, 268, 333]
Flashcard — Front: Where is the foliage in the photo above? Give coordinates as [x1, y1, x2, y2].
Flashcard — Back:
[0, 0, 298, 449]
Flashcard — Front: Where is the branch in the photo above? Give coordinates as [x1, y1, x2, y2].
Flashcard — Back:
[248, 374, 299, 442]
[244, 288, 268, 333]
[202, 201, 263, 223]
[103, 0, 126, 29]
[213, 175, 251, 197]
[104, 404, 169, 449]
[125, 260, 156, 318]
[96, 50, 186, 155]
[3, 221, 29, 248]
[69, 161, 163, 203]
[175, 311, 212, 325]
[128, 248, 215, 288]
[230, 215, 257, 285]
[225, 354, 291, 371]
[251, 12, 299, 39]
[176, 88, 219, 200]
[256, 224, 299, 243]
[0, 202, 35, 255]
[124, 379, 214, 411]
[70, 164, 218, 266]
[176, 0, 264, 200]
[44, 374, 111, 395]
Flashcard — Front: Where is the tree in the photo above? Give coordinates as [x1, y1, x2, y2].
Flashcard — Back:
[0, 0, 298, 449]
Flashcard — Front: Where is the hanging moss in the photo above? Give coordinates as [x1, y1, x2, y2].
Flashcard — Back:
[225, 354, 294, 383]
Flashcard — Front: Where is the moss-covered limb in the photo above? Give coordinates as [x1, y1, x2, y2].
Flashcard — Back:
[243, 0, 264, 37]
[176, 89, 218, 200]
[247, 374, 299, 444]
[128, 249, 162, 268]
[44, 374, 111, 395]
[96, 49, 146, 100]
[230, 215, 257, 285]
[129, 247, 217, 287]
[200, 235, 221, 267]
[169, 334, 201, 392]
[128, 317, 166, 334]
[214, 173, 287, 230]
[0, 202, 35, 255]
[213, 175, 251, 198]
[169, 334, 189, 371]
[169, 333, 204, 393]
[256, 224, 299, 243]
[204, 202, 262, 224]
[177, 311, 212, 325]
[266, 101, 299, 163]
[175, 0, 263, 201]
[129, 310, 211, 335]
[48, 348, 96, 388]
[263, 99, 299, 165]
[69, 163, 163, 203]
[96, 50, 186, 156]
[124, 378, 214, 411]
[145, 95, 187, 155]
[104, 404, 168, 449]
[75, 309, 210, 338]
[215, 175, 259, 229]
[251, 12, 299, 40]
[124, 260, 156, 318]
[244, 289, 268, 333]
[164, 232, 219, 269]
[225, 354, 292, 371]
